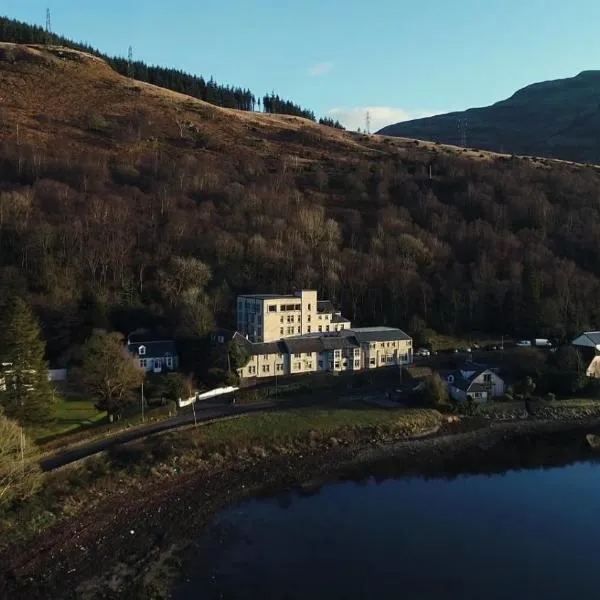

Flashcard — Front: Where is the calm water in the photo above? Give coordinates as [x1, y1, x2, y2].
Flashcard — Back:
[173, 437, 600, 600]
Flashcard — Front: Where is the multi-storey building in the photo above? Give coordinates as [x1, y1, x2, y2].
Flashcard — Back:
[236, 290, 351, 343]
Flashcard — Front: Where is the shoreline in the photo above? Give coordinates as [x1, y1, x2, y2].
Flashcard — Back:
[2, 413, 600, 599]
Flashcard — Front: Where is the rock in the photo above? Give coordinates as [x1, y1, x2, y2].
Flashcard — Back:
[586, 434, 600, 450]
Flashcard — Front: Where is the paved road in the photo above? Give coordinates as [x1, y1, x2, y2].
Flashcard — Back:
[40, 398, 278, 472]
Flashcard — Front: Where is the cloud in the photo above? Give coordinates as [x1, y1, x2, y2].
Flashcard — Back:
[326, 106, 444, 132]
[308, 62, 334, 77]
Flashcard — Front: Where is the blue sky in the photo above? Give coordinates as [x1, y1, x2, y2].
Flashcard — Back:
[3, 0, 600, 130]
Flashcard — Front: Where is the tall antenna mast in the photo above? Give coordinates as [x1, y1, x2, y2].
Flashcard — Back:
[365, 111, 371, 135]
[45, 8, 52, 44]
[127, 45, 134, 78]
[457, 118, 468, 147]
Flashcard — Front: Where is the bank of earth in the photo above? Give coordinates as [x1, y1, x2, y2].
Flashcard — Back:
[2, 402, 600, 599]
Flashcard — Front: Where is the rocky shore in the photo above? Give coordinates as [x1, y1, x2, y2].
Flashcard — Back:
[2, 410, 600, 600]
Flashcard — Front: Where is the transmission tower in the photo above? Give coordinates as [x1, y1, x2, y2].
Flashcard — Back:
[365, 111, 371, 135]
[127, 46, 134, 78]
[457, 118, 468, 147]
[45, 8, 52, 44]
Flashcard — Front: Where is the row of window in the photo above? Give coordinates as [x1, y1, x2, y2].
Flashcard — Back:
[369, 341, 410, 350]
[140, 357, 173, 368]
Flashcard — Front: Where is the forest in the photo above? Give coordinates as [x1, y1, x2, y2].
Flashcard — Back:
[1, 37, 600, 368]
[0, 16, 315, 119]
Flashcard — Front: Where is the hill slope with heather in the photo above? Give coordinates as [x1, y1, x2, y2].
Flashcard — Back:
[378, 70, 600, 164]
[1, 43, 600, 363]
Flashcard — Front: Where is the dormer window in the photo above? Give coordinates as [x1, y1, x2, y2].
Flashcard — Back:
[138, 345, 146, 356]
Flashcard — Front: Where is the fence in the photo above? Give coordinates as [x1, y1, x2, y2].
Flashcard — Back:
[177, 385, 239, 408]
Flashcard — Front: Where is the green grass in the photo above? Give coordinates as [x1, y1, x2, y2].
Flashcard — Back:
[29, 397, 106, 442]
[195, 406, 443, 450]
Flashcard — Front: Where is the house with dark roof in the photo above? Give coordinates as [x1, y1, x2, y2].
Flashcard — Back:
[572, 332, 600, 377]
[127, 335, 179, 374]
[445, 365, 505, 402]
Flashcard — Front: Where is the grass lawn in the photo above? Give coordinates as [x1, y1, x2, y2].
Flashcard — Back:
[192, 406, 443, 451]
[29, 397, 107, 442]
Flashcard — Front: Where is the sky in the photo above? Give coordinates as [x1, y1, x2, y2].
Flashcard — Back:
[3, 0, 600, 131]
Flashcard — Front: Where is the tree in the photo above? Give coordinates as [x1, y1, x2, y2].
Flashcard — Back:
[0, 410, 42, 509]
[164, 372, 194, 402]
[546, 345, 588, 395]
[422, 373, 449, 406]
[77, 330, 144, 422]
[0, 297, 56, 425]
[227, 338, 250, 372]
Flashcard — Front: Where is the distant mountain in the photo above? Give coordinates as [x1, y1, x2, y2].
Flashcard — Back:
[378, 71, 600, 164]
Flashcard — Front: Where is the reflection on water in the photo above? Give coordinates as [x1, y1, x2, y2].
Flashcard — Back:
[173, 428, 600, 600]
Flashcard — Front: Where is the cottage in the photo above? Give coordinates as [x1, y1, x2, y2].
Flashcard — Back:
[126, 335, 179, 373]
[446, 365, 504, 403]
[572, 331, 600, 377]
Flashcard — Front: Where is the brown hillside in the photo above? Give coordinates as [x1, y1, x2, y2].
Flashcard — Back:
[2, 42, 600, 360]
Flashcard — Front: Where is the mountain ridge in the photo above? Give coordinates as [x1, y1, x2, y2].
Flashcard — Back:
[378, 71, 600, 163]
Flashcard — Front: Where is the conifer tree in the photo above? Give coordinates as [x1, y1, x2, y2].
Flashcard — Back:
[0, 298, 56, 425]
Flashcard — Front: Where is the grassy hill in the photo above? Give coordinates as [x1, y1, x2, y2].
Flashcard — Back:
[2, 43, 600, 364]
[378, 71, 600, 164]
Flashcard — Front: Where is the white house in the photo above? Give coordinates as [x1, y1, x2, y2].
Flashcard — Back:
[446, 365, 505, 403]
[572, 332, 600, 377]
[126, 335, 179, 373]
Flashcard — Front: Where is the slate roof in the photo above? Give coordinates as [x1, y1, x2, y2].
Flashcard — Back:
[575, 332, 600, 346]
[247, 341, 286, 356]
[128, 340, 177, 358]
[331, 314, 351, 323]
[317, 300, 335, 313]
[320, 336, 360, 351]
[238, 293, 295, 300]
[346, 326, 411, 343]
[282, 337, 324, 354]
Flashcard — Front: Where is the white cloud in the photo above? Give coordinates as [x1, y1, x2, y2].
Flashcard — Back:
[326, 106, 444, 132]
[309, 61, 335, 77]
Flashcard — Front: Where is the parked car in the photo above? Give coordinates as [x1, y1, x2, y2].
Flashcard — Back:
[516, 340, 532, 347]
[415, 348, 431, 357]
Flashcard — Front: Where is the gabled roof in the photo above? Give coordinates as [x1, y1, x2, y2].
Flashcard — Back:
[572, 331, 600, 348]
[317, 300, 335, 313]
[127, 340, 177, 358]
[247, 341, 286, 356]
[331, 314, 351, 323]
[346, 326, 411, 343]
[238, 293, 295, 300]
[320, 336, 360, 351]
[282, 337, 324, 354]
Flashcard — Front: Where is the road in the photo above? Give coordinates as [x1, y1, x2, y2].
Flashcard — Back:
[40, 397, 278, 472]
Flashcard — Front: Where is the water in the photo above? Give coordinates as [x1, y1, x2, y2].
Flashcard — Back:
[173, 436, 600, 600]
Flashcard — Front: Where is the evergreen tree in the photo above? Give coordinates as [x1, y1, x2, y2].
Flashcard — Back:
[0, 298, 56, 425]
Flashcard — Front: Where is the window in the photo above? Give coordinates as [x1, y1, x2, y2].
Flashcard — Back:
[319, 326, 322, 332]
[138, 345, 146, 356]
[217, 336, 224, 343]
[295, 304, 301, 310]
[318, 315, 322, 320]
[483, 373, 492, 383]
[294, 353, 301, 358]
[297, 327, 301, 333]
[307, 363, 312, 369]
[276, 364, 283, 372]
[166, 357, 172, 368]
[307, 315, 311, 322]
[262, 365, 268, 373]
[354, 360, 360, 367]
[140, 359, 147, 368]
[280, 327, 284, 335]
[334, 361, 340, 369]
[370, 358, 376, 366]
[318, 360, 324, 368]
[297, 315, 301, 322]
[295, 363, 301, 370]
[326, 326, 330, 332]
[269, 305, 277, 312]
[308, 303, 311, 310]
[280, 316, 284, 323]
[307, 326, 311, 333]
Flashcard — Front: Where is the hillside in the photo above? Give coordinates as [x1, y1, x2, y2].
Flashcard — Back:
[378, 71, 600, 164]
[1, 43, 600, 364]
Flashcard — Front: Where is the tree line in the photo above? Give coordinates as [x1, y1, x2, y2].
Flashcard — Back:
[0, 16, 320, 119]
